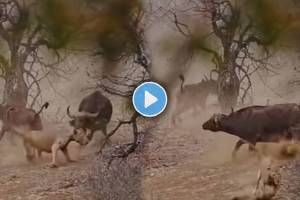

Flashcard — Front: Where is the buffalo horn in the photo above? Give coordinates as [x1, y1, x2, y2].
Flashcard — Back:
[66, 106, 76, 119]
[67, 106, 100, 118]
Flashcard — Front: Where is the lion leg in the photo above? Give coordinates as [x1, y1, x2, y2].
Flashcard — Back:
[23, 140, 35, 162]
[50, 143, 60, 168]
[36, 149, 42, 159]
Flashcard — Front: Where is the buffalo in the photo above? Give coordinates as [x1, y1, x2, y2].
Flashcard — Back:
[172, 75, 217, 124]
[0, 102, 49, 141]
[202, 103, 300, 157]
[66, 91, 113, 140]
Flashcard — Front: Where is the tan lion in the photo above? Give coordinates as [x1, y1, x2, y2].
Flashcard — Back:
[11, 125, 90, 168]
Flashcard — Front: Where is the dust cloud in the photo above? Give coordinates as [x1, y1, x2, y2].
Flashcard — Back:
[0, 135, 27, 167]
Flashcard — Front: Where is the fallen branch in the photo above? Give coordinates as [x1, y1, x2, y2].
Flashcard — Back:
[98, 112, 140, 159]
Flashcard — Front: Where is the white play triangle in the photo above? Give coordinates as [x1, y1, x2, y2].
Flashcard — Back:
[144, 90, 158, 108]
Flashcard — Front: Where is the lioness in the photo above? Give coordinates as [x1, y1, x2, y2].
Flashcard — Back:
[11, 125, 90, 168]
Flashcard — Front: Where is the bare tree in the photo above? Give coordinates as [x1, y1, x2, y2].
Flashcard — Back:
[81, 0, 153, 157]
[0, 0, 67, 107]
[169, 0, 277, 112]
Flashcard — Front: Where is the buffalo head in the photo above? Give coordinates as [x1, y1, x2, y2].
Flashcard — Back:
[202, 113, 226, 132]
[66, 106, 100, 130]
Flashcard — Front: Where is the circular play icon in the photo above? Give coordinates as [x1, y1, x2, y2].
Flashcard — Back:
[132, 82, 168, 117]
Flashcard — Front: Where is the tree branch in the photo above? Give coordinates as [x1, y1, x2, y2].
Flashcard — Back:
[98, 112, 140, 159]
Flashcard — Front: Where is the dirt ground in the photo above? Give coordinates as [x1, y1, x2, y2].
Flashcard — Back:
[0, 109, 296, 200]
[143, 114, 264, 200]
[0, 135, 93, 200]
[142, 109, 299, 200]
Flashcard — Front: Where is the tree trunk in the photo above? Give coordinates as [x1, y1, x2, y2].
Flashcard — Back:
[4, 74, 28, 107]
[217, 66, 240, 113]
[3, 54, 28, 107]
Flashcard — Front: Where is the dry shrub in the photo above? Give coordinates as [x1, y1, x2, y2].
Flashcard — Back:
[273, 160, 300, 199]
[87, 147, 144, 200]
[84, 125, 155, 200]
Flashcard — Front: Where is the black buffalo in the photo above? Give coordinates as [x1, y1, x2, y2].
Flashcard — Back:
[66, 91, 113, 140]
[202, 103, 300, 156]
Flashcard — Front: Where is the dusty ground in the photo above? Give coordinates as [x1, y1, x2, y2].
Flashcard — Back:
[0, 111, 297, 200]
[0, 119, 136, 200]
[143, 114, 260, 200]
[0, 135, 94, 200]
[142, 111, 299, 200]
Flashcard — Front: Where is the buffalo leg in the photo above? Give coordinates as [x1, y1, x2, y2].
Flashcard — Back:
[87, 130, 95, 141]
[248, 143, 258, 157]
[102, 125, 107, 136]
[232, 139, 246, 157]
[102, 126, 112, 145]
[7, 132, 17, 146]
[248, 144, 256, 152]
[0, 126, 7, 141]
[171, 102, 188, 126]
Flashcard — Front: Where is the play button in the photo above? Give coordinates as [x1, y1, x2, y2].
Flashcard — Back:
[132, 82, 168, 117]
[144, 91, 158, 108]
